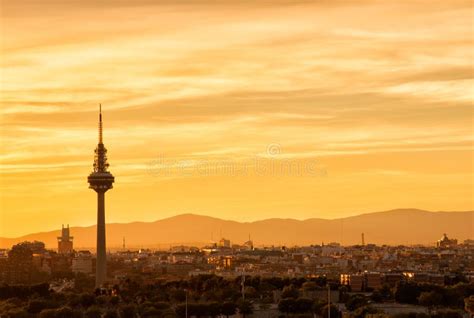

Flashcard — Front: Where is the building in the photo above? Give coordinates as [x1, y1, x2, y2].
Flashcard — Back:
[350, 274, 365, 292]
[87, 105, 115, 287]
[322, 243, 344, 256]
[463, 239, 474, 246]
[341, 272, 382, 292]
[384, 273, 402, 286]
[72, 251, 93, 274]
[219, 238, 231, 248]
[366, 272, 382, 290]
[57, 224, 73, 254]
[243, 240, 254, 250]
[340, 273, 365, 292]
[50, 253, 72, 274]
[292, 253, 304, 264]
[437, 234, 458, 249]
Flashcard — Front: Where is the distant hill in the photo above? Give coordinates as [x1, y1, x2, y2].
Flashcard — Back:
[0, 209, 472, 249]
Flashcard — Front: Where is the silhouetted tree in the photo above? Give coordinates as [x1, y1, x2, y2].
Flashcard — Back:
[320, 304, 341, 318]
[39, 308, 57, 318]
[78, 293, 95, 308]
[6, 308, 29, 318]
[237, 299, 253, 318]
[345, 294, 368, 311]
[278, 298, 296, 315]
[295, 298, 313, 313]
[103, 309, 119, 318]
[281, 285, 299, 299]
[418, 291, 443, 308]
[221, 301, 237, 318]
[431, 309, 463, 318]
[85, 305, 102, 318]
[371, 290, 383, 302]
[395, 282, 421, 304]
[352, 305, 379, 318]
[55, 306, 80, 318]
[119, 304, 137, 318]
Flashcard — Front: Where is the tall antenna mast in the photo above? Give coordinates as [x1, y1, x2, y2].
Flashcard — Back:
[99, 104, 103, 144]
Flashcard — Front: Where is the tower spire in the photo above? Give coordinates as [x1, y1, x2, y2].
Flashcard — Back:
[99, 104, 103, 144]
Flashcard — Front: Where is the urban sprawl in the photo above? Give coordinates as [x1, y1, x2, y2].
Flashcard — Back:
[0, 228, 473, 318]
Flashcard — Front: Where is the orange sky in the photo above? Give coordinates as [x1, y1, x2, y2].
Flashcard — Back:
[1, 0, 473, 237]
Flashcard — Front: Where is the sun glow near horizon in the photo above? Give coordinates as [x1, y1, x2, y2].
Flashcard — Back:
[0, 0, 473, 237]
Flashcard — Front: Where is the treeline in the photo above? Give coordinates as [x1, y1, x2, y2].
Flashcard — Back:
[0, 274, 472, 318]
[0, 283, 50, 300]
[394, 281, 473, 308]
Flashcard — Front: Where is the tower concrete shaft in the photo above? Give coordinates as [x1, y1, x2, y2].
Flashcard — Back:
[88, 105, 114, 288]
[96, 191, 106, 287]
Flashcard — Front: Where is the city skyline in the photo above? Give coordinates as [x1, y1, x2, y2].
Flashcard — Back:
[1, 0, 473, 237]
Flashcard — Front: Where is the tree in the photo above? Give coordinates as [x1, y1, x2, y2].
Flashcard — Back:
[237, 299, 253, 318]
[312, 299, 326, 315]
[39, 309, 57, 318]
[141, 306, 161, 317]
[320, 304, 341, 318]
[8, 243, 34, 263]
[278, 298, 296, 315]
[95, 295, 108, 306]
[30, 283, 50, 297]
[352, 305, 380, 318]
[418, 291, 443, 308]
[281, 285, 299, 299]
[27, 299, 48, 314]
[444, 284, 468, 308]
[119, 304, 137, 318]
[395, 282, 420, 304]
[302, 281, 318, 291]
[379, 284, 394, 300]
[205, 302, 221, 317]
[175, 303, 207, 318]
[85, 306, 102, 318]
[6, 308, 29, 318]
[154, 301, 171, 312]
[170, 289, 186, 302]
[339, 285, 349, 303]
[345, 294, 368, 311]
[55, 306, 80, 318]
[371, 290, 383, 302]
[432, 309, 463, 318]
[465, 296, 474, 316]
[104, 309, 119, 318]
[109, 295, 120, 306]
[174, 304, 187, 318]
[295, 298, 313, 313]
[243, 286, 258, 299]
[221, 301, 237, 318]
[7, 243, 42, 284]
[79, 293, 96, 308]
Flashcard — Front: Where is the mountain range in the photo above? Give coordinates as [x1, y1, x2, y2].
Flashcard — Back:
[0, 209, 472, 249]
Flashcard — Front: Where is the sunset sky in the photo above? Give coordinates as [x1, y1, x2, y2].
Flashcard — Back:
[1, 0, 473, 237]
